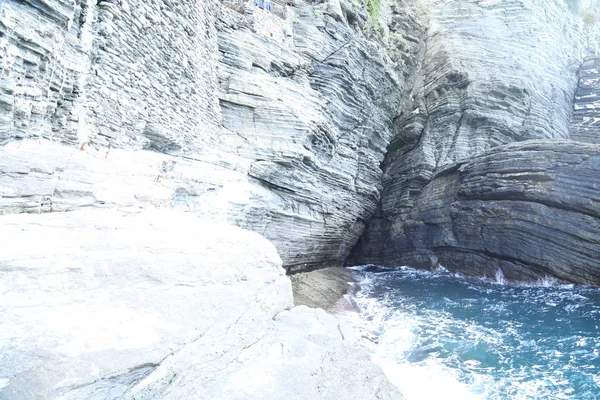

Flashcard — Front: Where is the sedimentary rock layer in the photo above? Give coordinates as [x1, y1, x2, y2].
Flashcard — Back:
[571, 56, 600, 143]
[215, 1, 407, 271]
[0, 0, 413, 271]
[354, 0, 584, 271]
[0, 0, 221, 147]
[352, 140, 600, 285]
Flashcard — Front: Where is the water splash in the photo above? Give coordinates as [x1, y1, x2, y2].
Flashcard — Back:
[494, 269, 505, 285]
[350, 266, 600, 400]
[536, 274, 559, 287]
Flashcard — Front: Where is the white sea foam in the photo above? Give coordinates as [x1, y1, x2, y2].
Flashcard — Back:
[347, 265, 600, 400]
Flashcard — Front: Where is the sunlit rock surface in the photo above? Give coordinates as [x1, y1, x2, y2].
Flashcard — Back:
[571, 56, 600, 143]
[0, 0, 412, 271]
[215, 1, 409, 271]
[0, 209, 401, 399]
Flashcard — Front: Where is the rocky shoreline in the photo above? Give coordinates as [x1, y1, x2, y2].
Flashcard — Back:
[3, 0, 600, 398]
[0, 209, 403, 399]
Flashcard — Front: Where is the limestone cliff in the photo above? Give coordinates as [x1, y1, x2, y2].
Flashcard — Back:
[352, 140, 600, 284]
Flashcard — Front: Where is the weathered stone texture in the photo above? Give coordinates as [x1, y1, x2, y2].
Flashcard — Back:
[571, 56, 600, 143]
[352, 140, 600, 285]
[0, 0, 220, 148]
[0, 209, 402, 399]
[216, 1, 405, 270]
[0, 0, 412, 271]
[352, 0, 585, 270]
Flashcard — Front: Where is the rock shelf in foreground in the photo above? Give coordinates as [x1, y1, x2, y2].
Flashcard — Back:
[0, 209, 402, 399]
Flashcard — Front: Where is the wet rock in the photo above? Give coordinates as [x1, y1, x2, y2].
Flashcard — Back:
[291, 267, 359, 310]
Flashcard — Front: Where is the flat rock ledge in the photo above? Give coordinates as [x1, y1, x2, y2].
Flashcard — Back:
[0, 209, 402, 399]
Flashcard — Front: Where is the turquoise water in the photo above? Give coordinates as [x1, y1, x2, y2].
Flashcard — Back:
[350, 266, 600, 400]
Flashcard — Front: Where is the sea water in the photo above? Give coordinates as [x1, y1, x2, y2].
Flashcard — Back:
[349, 266, 600, 400]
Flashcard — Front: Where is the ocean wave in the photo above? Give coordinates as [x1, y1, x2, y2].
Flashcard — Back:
[347, 265, 600, 400]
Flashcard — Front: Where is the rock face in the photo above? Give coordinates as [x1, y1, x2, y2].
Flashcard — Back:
[349, 0, 600, 284]
[0, 0, 414, 272]
[3, 1, 600, 274]
[291, 267, 359, 310]
[352, 140, 600, 284]
[215, 0, 410, 271]
[0, 209, 402, 399]
[571, 56, 600, 143]
[122, 305, 403, 400]
[0, 0, 221, 147]
[0, 2, 412, 396]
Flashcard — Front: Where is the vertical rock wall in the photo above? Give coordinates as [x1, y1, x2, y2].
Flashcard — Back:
[215, 1, 406, 270]
[0, 0, 220, 148]
[571, 56, 600, 143]
[571, 16, 600, 144]
[1, 0, 91, 143]
[351, 0, 584, 266]
[0, 0, 413, 271]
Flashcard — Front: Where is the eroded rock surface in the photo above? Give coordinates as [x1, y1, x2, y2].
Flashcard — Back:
[0, 209, 402, 399]
[215, 0, 409, 271]
[351, 0, 594, 281]
[0, 0, 413, 271]
[353, 140, 600, 285]
[571, 56, 600, 143]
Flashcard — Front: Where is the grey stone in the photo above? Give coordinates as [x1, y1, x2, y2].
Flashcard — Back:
[0, 0, 410, 272]
[571, 57, 600, 143]
[351, 140, 600, 285]
[352, 0, 600, 284]
[0, 209, 402, 399]
[291, 267, 359, 310]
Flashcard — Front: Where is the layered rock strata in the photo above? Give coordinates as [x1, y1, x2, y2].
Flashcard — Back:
[571, 56, 600, 143]
[0, 209, 402, 399]
[216, 1, 407, 271]
[352, 140, 600, 285]
[0, 0, 413, 271]
[351, 0, 589, 280]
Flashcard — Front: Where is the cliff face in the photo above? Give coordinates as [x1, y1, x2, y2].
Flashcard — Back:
[215, 1, 405, 271]
[4, 0, 600, 397]
[349, 0, 600, 284]
[353, 140, 600, 284]
[3, 0, 600, 271]
[571, 56, 600, 143]
[0, 0, 221, 147]
[1, 2, 412, 397]
[0, 0, 223, 214]
[0, 0, 419, 272]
